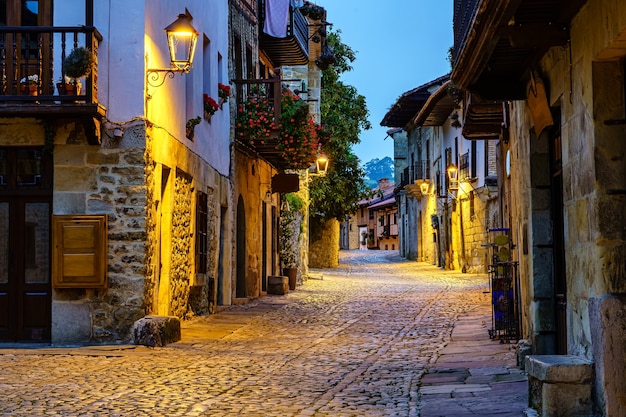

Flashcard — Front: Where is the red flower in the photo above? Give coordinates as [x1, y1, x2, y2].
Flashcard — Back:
[218, 83, 231, 101]
[203, 94, 219, 115]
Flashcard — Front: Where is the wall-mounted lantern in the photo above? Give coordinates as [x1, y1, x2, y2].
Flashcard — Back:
[416, 179, 430, 195]
[315, 154, 329, 176]
[147, 12, 198, 87]
[447, 163, 459, 191]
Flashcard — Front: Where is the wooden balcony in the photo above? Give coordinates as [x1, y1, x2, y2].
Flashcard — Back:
[259, 2, 309, 66]
[233, 74, 315, 171]
[0, 26, 105, 138]
[451, 0, 587, 101]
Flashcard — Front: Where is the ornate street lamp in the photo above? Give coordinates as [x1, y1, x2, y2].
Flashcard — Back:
[147, 12, 198, 87]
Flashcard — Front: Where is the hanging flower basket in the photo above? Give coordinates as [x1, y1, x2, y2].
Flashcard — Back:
[218, 83, 230, 109]
[203, 94, 219, 122]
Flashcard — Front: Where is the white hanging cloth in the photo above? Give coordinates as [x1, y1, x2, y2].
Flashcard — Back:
[264, 0, 290, 38]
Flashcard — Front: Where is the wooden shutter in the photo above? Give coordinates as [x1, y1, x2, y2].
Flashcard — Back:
[52, 215, 107, 289]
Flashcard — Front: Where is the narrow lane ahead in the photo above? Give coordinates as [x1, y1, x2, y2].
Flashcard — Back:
[0, 250, 524, 416]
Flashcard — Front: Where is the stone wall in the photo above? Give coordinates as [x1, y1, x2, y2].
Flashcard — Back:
[53, 119, 148, 343]
[169, 171, 193, 318]
[505, 2, 626, 414]
[309, 217, 339, 268]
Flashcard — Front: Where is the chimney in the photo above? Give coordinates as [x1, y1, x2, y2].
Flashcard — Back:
[378, 178, 390, 189]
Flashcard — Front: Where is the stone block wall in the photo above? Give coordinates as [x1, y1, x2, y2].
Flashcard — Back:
[309, 217, 339, 268]
[53, 120, 148, 343]
[169, 171, 193, 318]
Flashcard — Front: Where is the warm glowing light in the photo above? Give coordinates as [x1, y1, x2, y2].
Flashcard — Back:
[447, 164, 458, 182]
[316, 154, 329, 175]
[165, 13, 198, 71]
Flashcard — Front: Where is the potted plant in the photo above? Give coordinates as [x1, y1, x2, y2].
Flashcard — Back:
[203, 94, 219, 122]
[217, 83, 230, 108]
[20, 74, 39, 96]
[299, 2, 325, 20]
[59, 46, 94, 95]
[186, 116, 201, 140]
[279, 193, 304, 290]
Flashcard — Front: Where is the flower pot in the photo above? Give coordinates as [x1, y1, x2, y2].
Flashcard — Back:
[282, 267, 297, 290]
[20, 84, 37, 96]
[57, 82, 81, 96]
[204, 110, 213, 123]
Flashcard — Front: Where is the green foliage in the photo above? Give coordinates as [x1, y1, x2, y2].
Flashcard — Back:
[285, 193, 304, 213]
[310, 30, 373, 221]
[63, 47, 95, 80]
[279, 194, 303, 268]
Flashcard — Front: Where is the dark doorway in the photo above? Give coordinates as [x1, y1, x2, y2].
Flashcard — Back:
[549, 109, 567, 354]
[0, 147, 52, 342]
[262, 202, 267, 293]
[236, 195, 246, 298]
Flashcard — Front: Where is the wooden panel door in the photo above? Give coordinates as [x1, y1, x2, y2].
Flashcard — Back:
[0, 198, 51, 342]
[0, 147, 52, 342]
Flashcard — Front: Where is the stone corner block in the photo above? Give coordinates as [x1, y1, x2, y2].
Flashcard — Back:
[267, 275, 289, 295]
[525, 355, 593, 383]
[132, 315, 181, 347]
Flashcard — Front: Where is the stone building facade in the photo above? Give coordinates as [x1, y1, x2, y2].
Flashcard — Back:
[0, 1, 232, 344]
[452, 0, 626, 414]
[382, 76, 499, 272]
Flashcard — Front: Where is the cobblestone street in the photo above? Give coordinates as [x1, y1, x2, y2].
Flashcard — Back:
[0, 251, 527, 416]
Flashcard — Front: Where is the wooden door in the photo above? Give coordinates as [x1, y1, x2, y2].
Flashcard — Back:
[550, 111, 567, 354]
[0, 147, 52, 342]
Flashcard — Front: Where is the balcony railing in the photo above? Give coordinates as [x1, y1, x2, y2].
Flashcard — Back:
[452, 0, 479, 67]
[400, 160, 431, 187]
[232, 74, 308, 170]
[1, 26, 102, 108]
[460, 151, 470, 180]
[259, 1, 309, 66]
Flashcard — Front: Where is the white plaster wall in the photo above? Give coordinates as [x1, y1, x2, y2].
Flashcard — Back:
[144, 1, 230, 176]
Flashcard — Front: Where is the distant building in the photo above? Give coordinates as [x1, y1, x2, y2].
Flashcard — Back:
[347, 178, 398, 251]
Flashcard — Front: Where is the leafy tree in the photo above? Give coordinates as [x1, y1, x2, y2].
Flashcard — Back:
[363, 156, 394, 188]
[310, 30, 372, 220]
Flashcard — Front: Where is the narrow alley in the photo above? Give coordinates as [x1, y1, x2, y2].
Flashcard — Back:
[0, 251, 527, 416]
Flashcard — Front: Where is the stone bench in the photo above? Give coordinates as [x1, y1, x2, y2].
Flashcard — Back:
[267, 275, 289, 295]
[132, 315, 181, 347]
[525, 355, 593, 417]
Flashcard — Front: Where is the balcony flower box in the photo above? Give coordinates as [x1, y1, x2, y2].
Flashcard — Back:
[235, 89, 322, 170]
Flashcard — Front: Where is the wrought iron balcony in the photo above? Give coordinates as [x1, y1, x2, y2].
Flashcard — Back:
[400, 160, 431, 188]
[259, 1, 309, 66]
[0, 26, 105, 121]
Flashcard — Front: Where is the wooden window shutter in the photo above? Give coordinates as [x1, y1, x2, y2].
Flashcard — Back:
[52, 215, 108, 289]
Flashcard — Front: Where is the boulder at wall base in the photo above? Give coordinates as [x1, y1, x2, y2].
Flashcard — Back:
[267, 275, 289, 295]
[132, 315, 181, 347]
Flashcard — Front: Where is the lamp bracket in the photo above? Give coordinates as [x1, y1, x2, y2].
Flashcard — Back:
[146, 67, 189, 88]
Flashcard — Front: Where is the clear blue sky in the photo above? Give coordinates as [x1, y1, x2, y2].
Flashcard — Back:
[320, 1, 453, 165]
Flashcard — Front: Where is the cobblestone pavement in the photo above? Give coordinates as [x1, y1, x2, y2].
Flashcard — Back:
[0, 251, 527, 416]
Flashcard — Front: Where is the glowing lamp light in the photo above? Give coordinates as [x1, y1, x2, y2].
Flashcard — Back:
[165, 13, 199, 72]
[146, 12, 198, 88]
[447, 164, 458, 182]
[316, 154, 329, 175]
